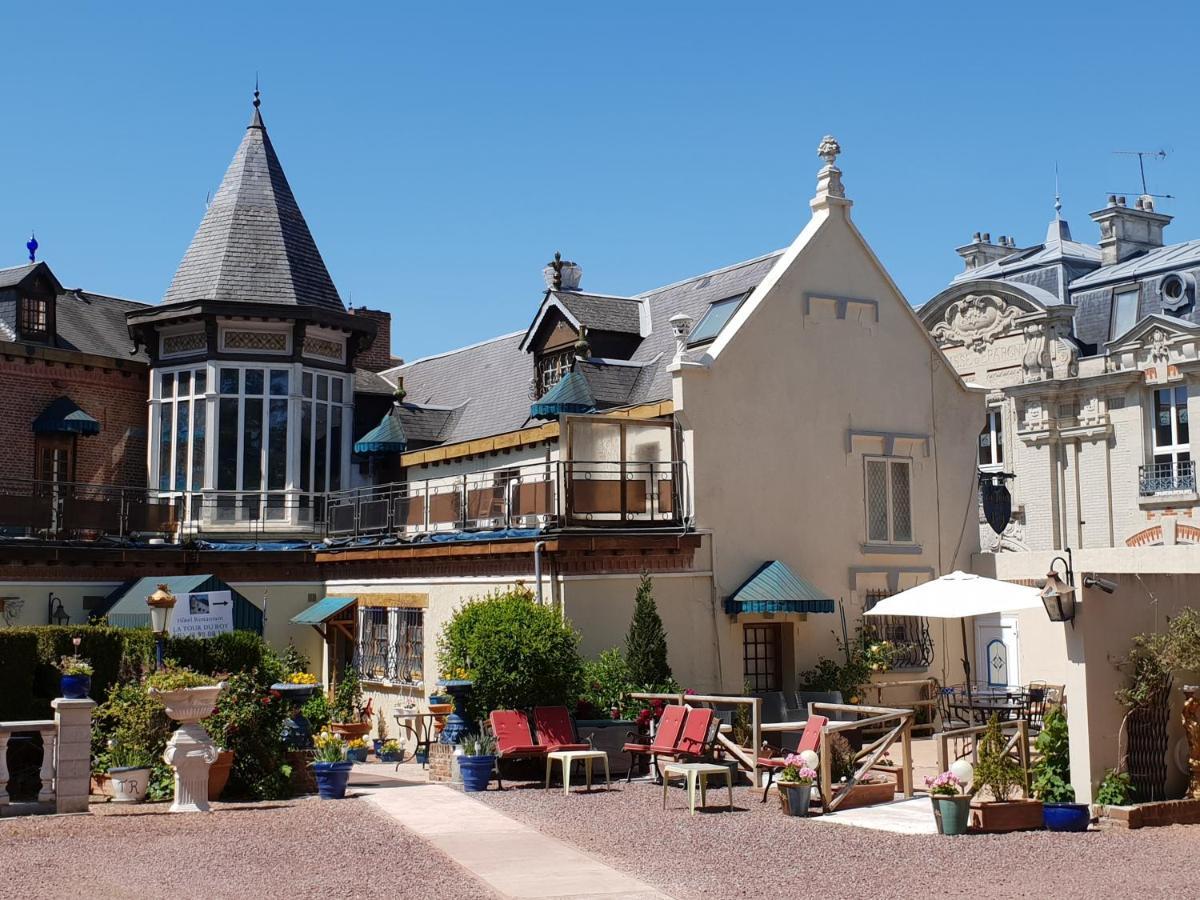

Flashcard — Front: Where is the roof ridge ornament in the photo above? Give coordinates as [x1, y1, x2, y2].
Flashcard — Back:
[26, 231, 37, 263]
[249, 76, 264, 129]
[812, 134, 849, 211]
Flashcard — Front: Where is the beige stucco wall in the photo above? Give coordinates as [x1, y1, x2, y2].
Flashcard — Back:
[0, 581, 124, 628]
[672, 188, 983, 695]
[224, 581, 326, 676]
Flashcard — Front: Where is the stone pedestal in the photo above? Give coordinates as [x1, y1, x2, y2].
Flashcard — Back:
[51, 698, 96, 814]
[163, 723, 219, 813]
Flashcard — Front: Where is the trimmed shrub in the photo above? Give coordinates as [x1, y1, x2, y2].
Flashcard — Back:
[0, 631, 40, 719]
[438, 586, 582, 721]
[625, 574, 672, 686]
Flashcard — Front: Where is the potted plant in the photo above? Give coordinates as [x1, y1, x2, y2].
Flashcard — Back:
[145, 668, 227, 722]
[58, 656, 93, 700]
[373, 709, 390, 757]
[776, 754, 818, 817]
[378, 740, 402, 763]
[972, 714, 1043, 832]
[146, 667, 227, 813]
[330, 665, 370, 740]
[346, 737, 369, 763]
[1032, 708, 1091, 832]
[925, 770, 970, 835]
[311, 730, 353, 799]
[106, 742, 155, 803]
[457, 732, 496, 793]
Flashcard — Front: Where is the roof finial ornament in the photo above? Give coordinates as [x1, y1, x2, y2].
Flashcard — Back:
[551, 251, 564, 290]
[249, 75, 264, 128]
[26, 232, 37, 263]
[812, 135, 846, 206]
[254, 73, 261, 110]
[1054, 163, 1062, 217]
[573, 325, 591, 363]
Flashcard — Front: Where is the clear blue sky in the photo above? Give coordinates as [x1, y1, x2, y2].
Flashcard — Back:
[5, 2, 1200, 359]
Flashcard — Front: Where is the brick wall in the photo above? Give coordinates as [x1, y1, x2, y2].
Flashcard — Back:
[349, 308, 395, 372]
[0, 355, 148, 486]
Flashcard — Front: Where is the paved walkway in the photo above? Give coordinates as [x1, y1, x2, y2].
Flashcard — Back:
[360, 780, 670, 900]
[808, 795, 938, 834]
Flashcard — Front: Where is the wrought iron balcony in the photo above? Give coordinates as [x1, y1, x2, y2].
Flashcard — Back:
[1138, 460, 1197, 496]
[326, 459, 688, 539]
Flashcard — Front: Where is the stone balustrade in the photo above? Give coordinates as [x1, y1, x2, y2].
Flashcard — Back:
[0, 698, 95, 816]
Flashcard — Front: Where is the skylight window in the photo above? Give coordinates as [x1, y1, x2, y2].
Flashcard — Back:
[687, 292, 748, 346]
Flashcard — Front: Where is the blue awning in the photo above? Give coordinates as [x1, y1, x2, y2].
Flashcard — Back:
[723, 561, 835, 615]
[32, 396, 100, 436]
[530, 369, 596, 420]
[354, 410, 407, 455]
[291, 596, 356, 625]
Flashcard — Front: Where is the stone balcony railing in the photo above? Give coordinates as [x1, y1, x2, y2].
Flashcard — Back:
[0, 699, 94, 816]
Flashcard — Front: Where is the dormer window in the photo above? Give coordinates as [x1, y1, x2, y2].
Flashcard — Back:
[535, 347, 574, 398]
[19, 295, 50, 339]
[687, 292, 749, 347]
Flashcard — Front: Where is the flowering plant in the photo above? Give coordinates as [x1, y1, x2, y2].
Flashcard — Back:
[442, 666, 471, 681]
[380, 740, 402, 755]
[286, 672, 317, 685]
[924, 770, 964, 797]
[58, 656, 94, 677]
[312, 730, 347, 764]
[346, 737, 369, 750]
[778, 754, 818, 785]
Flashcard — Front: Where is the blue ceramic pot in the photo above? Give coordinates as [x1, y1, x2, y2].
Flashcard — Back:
[460, 755, 495, 792]
[60, 674, 90, 700]
[379, 751, 400, 763]
[313, 761, 353, 799]
[1043, 802, 1090, 832]
[346, 747, 368, 763]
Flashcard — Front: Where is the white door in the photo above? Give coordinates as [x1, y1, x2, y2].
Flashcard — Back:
[975, 615, 1020, 688]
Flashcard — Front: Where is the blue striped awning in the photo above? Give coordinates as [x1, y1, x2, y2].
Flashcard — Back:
[32, 397, 100, 436]
[291, 596, 356, 625]
[530, 369, 596, 420]
[723, 561, 835, 616]
[354, 410, 407, 455]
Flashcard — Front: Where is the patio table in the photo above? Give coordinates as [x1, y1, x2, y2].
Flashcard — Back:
[661, 762, 733, 815]
[393, 710, 440, 768]
[544, 749, 611, 794]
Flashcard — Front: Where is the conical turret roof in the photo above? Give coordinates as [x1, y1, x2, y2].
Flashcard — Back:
[162, 100, 344, 312]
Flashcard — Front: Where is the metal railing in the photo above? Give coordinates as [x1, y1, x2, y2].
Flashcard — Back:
[325, 459, 687, 538]
[1138, 460, 1196, 495]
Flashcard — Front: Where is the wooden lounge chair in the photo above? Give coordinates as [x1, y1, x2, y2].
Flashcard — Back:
[756, 714, 828, 802]
[532, 706, 591, 752]
[621, 704, 688, 782]
[489, 709, 546, 790]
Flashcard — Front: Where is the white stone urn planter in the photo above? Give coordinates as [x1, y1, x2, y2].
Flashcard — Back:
[148, 683, 226, 813]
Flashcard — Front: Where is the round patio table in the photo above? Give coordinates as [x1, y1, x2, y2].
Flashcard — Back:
[393, 710, 440, 767]
[951, 697, 1027, 725]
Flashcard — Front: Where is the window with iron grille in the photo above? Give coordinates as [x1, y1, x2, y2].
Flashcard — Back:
[356, 606, 425, 685]
[19, 296, 49, 338]
[863, 590, 934, 670]
[535, 348, 574, 398]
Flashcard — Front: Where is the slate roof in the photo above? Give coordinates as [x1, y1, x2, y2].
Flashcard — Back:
[354, 367, 396, 396]
[56, 290, 148, 360]
[395, 403, 460, 443]
[387, 250, 784, 448]
[554, 291, 642, 334]
[1070, 238, 1200, 288]
[952, 219, 1101, 284]
[0, 263, 38, 289]
[161, 106, 344, 313]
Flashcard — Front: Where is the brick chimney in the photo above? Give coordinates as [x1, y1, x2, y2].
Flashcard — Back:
[349, 308, 396, 371]
[955, 232, 1017, 271]
[1090, 194, 1172, 266]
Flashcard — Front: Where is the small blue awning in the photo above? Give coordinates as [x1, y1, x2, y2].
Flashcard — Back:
[531, 369, 596, 420]
[291, 596, 356, 625]
[33, 397, 100, 436]
[724, 561, 835, 616]
[354, 410, 407, 455]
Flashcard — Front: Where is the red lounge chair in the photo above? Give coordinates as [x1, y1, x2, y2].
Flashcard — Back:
[489, 709, 545, 790]
[622, 704, 688, 782]
[532, 706, 591, 752]
[757, 714, 828, 802]
[670, 707, 716, 760]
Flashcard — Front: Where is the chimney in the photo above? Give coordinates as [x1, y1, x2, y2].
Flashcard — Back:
[955, 231, 1015, 271]
[1090, 194, 1172, 266]
[542, 253, 583, 292]
[349, 308, 396, 372]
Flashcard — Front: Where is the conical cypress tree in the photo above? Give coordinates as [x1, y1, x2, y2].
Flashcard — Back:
[625, 573, 672, 686]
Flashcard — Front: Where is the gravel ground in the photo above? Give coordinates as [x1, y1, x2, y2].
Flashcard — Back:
[477, 780, 1199, 900]
[0, 797, 495, 900]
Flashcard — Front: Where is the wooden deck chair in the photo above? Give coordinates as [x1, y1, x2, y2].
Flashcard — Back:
[532, 706, 591, 752]
[756, 714, 828, 802]
[621, 704, 687, 783]
[489, 709, 545, 790]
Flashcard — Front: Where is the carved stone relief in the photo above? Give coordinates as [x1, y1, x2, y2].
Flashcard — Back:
[931, 294, 1020, 352]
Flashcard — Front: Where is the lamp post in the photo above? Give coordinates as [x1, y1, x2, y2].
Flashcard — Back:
[50, 597, 70, 626]
[1041, 549, 1078, 626]
[147, 584, 177, 670]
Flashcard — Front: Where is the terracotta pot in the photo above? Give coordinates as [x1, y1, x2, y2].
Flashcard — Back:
[330, 721, 371, 740]
[833, 776, 898, 811]
[287, 750, 317, 794]
[208, 749, 234, 801]
[973, 799, 1044, 833]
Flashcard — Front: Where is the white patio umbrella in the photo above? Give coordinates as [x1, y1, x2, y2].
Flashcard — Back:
[864, 570, 1043, 705]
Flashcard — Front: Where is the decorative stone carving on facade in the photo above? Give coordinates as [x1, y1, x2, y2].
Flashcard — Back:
[1021, 323, 1052, 382]
[162, 331, 206, 356]
[814, 135, 845, 199]
[1020, 399, 1046, 431]
[1126, 525, 1165, 548]
[1148, 328, 1170, 364]
[224, 330, 287, 352]
[1049, 320, 1079, 379]
[988, 517, 1028, 553]
[931, 294, 1020, 352]
[302, 335, 344, 361]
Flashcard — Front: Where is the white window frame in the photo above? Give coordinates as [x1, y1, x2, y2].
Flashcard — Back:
[356, 606, 425, 687]
[1110, 285, 1140, 340]
[1151, 385, 1190, 470]
[152, 365, 208, 496]
[864, 456, 915, 545]
[978, 409, 1004, 472]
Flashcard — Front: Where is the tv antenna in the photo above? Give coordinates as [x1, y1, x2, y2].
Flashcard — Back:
[1111, 149, 1173, 199]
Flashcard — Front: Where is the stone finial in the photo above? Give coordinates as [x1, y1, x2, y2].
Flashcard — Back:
[813, 135, 846, 203]
[542, 252, 583, 291]
[669, 313, 693, 361]
[573, 325, 591, 361]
